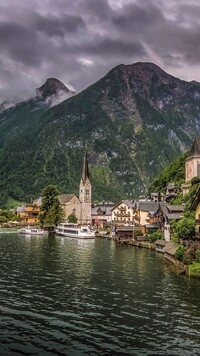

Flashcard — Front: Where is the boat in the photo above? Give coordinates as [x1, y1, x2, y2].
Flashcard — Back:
[18, 226, 48, 236]
[55, 223, 95, 239]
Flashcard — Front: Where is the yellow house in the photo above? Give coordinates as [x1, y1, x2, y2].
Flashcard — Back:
[134, 200, 159, 229]
[16, 204, 40, 224]
[190, 187, 200, 237]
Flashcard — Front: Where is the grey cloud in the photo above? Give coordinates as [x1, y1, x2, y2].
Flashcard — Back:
[0, 0, 199, 102]
[84, 38, 146, 57]
[35, 13, 86, 38]
[82, 0, 113, 20]
[112, 2, 163, 31]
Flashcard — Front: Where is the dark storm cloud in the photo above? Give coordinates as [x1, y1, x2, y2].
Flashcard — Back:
[35, 13, 86, 38]
[0, 0, 199, 102]
[112, 2, 163, 30]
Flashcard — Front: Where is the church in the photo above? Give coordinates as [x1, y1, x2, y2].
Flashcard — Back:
[58, 150, 92, 225]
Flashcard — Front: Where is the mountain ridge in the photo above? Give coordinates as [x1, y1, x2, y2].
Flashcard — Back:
[0, 62, 200, 206]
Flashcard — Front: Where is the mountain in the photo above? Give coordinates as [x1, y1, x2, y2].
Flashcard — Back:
[0, 62, 200, 206]
[36, 78, 75, 106]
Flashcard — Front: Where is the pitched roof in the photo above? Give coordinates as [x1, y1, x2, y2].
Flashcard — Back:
[166, 204, 184, 213]
[166, 213, 183, 220]
[111, 200, 134, 211]
[166, 182, 176, 189]
[137, 201, 159, 212]
[163, 242, 178, 256]
[186, 137, 200, 160]
[58, 194, 76, 204]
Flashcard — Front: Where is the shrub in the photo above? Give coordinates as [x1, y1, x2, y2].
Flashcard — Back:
[134, 229, 143, 237]
[175, 245, 186, 261]
[173, 216, 195, 241]
[189, 263, 200, 278]
[195, 248, 200, 263]
[148, 231, 163, 243]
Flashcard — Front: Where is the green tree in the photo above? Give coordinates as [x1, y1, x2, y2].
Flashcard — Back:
[39, 185, 63, 226]
[173, 215, 195, 241]
[68, 213, 78, 224]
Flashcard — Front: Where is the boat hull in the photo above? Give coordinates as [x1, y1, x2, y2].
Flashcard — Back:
[19, 228, 48, 236]
[55, 224, 95, 239]
[55, 230, 95, 239]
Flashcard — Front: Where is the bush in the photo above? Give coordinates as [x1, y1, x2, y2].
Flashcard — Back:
[189, 263, 200, 278]
[195, 248, 200, 263]
[182, 245, 196, 265]
[148, 231, 163, 243]
[173, 216, 195, 241]
[134, 229, 143, 237]
[175, 245, 186, 261]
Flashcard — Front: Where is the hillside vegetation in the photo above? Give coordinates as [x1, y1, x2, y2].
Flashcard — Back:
[1, 62, 200, 205]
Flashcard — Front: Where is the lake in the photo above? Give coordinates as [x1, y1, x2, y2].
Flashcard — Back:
[0, 233, 200, 355]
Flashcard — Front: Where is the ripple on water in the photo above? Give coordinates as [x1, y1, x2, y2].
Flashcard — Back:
[0, 235, 200, 355]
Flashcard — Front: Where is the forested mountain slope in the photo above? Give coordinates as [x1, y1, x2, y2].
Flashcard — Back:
[1, 62, 200, 205]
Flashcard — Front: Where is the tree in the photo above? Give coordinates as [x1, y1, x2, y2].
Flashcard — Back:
[68, 213, 78, 224]
[173, 214, 195, 241]
[39, 185, 63, 226]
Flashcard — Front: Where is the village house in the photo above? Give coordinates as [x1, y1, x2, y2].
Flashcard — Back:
[165, 183, 180, 203]
[149, 192, 164, 202]
[16, 204, 40, 224]
[111, 200, 134, 226]
[91, 201, 114, 228]
[133, 200, 159, 233]
[156, 203, 184, 241]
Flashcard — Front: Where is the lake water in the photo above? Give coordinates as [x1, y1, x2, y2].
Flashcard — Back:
[0, 233, 200, 355]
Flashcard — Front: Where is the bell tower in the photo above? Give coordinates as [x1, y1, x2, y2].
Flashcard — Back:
[79, 147, 92, 225]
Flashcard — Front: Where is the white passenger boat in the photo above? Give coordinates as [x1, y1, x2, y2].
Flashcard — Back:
[19, 227, 48, 236]
[55, 223, 95, 239]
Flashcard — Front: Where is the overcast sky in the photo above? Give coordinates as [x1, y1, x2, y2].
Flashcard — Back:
[0, 0, 200, 102]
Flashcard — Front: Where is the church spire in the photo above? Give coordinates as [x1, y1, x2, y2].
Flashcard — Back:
[81, 145, 89, 184]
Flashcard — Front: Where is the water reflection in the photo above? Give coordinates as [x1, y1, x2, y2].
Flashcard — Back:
[0, 234, 200, 355]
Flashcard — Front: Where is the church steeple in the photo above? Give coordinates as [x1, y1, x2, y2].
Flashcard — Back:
[81, 148, 89, 184]
[79, 146, 92, 224]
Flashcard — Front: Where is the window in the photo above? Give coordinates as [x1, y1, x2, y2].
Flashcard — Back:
[85, 189, 89, 200]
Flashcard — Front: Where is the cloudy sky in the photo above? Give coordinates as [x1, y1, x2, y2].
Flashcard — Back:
[0, 0, 200, 102]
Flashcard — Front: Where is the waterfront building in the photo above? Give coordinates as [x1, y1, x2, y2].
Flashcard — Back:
[134, 200, 159, 229]
[182, 137, 200, 195]
[111, 200, 134, 225]
[16, 204, 40, 224]
[91, 201, 114, 228]
[156, 204, 184, 241]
